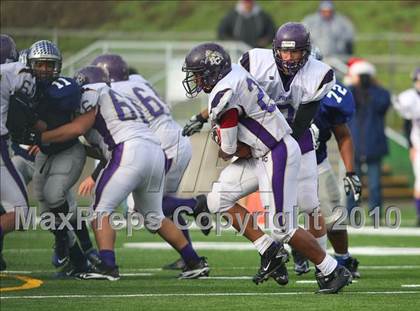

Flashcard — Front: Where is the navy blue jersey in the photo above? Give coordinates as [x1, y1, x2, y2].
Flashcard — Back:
[36, 77, 82, 155]
[314, 82, 355, 164]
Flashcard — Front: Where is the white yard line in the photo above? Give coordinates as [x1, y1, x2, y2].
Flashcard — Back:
[123, 242, 420, 256]
[1, 291, 420, 300]
[119, 273, 153, 277]
[401, 285, 420, 288]
[3, 265, 420, 275]
[295, 280, 358, 284]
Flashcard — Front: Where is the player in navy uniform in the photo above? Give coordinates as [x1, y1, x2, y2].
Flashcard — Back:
[24, 40, 91, 276]
[310, 48, 361, 278]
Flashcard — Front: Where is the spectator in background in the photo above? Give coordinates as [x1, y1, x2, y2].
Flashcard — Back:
[346, 60, 391, 220]
[393, 68, 420, 227]
[218, 0, 276, 48]
[302, 0, 354, 57]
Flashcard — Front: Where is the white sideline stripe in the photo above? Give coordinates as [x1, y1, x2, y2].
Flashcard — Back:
[120, 273, 153, 277]
[401, 285, 420, 288]
[201, 276, 252, 280]
[347, 227, 420, 236]
[295, 280, 358, 284]
[2, 291, 420, 300]
[3, 265, 420, 275]
[124, 242, 420, 256]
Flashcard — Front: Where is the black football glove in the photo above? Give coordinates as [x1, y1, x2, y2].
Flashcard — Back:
[343, 172, 362, 203]
[182, 113, 207, 137]
[10, 128, 41, 146]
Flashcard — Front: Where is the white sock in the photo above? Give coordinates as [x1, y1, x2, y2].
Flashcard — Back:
[253, 234, 275, 255]
[316, 254, 338, 276]
[316, 235, 327, 251]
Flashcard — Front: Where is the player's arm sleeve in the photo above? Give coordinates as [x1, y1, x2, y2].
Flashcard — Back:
[290, 100, 320, 140]
[219, 108, 239, 156]
[239, 52, 250, 72]
[209, 88, 234, 121]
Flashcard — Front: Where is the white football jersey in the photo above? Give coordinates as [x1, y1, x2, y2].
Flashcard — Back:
[111, 75, 182, 159]
[0, 62, 35, 136]
[395, 88, 420, 148]
[79, 83, 160, 158]
[208, 64, 291, 158]
[240, 48, 335, 122]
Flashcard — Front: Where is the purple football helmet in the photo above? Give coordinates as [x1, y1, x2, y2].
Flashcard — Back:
[0, 34, 18, 64]
[272, 22, 311, 76]
[182, 42, 231, 98]
[91, 54, 128, 82]
[74, 65, 110, 86]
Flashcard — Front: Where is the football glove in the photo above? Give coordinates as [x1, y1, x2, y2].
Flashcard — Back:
[343, 172, 362, 202]
[309, 123, 320, 150]
[182, 113, 207, 137]
[10, 128, 41, 146]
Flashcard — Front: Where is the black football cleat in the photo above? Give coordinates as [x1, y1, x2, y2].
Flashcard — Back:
[163, 258, 186, 270]
[193, 195, 213, 236]
[178, 257, 210, 279]
[253, 242, 289, 285]
[342, 256, 360, 278]
[270, 261, 289, 286]
[77, 261, 120, 281]
[316, 265, 352, 294]
[292, 248, 311, 275]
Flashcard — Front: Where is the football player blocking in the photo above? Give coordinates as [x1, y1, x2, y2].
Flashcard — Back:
[36, 65, 209, 280]
[181, 28, 351, 293]
[83, 54, 211, 271]
[2, 38, 104, 276]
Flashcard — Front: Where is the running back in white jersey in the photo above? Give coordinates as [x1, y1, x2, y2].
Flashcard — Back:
[240, 48, 335, 123]
[79, 83, 160, 156]
[111, 75, 183, 159]
[0, 62, 35, 136]
[395, 88, 420, 149]
[208, 64, 291, 158]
